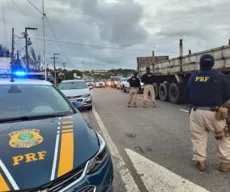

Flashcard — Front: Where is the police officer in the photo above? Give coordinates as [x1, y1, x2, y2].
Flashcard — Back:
[187, 54, 230, 172]
[127, 71, 141, 108]
[141, 67, 156, 108]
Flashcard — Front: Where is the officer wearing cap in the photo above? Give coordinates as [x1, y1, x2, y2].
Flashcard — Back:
[127, 71, 141, 108]
[187, 54, 230, 172]
[141, 67, 156, 108]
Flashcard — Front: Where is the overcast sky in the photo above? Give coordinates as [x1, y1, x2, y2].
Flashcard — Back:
[0, 0, 230, 70]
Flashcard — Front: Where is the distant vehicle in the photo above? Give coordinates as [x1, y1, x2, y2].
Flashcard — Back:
[122, 77, 144, 93]
[105, 79, 112, 87]
[117, 77, 127, 90]
[95, 80, 105, 88]
[59, 80, 93, 110]
[86, 81, 95, 89]
[111, 77, 120, 88]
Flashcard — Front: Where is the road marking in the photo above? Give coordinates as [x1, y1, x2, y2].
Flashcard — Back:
[0, 159, 19, 190]
[180, 109, 189, 113]
[92, 107, 140, 192]
[125, 149, 209, 192]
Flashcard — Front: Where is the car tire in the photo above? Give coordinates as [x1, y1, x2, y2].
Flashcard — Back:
[123, 86, 126, 92]
[88, 106, 93, 110]
[153, 82, 160, 99]
[159, 83, 169, 101]
[168, 83, 185, 104]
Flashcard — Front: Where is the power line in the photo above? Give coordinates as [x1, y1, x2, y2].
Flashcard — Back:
[12, 0, 28, 17]
[30, 37, 177, 54]
[45, 17, 72, 62]
[26, 0, 43, 14]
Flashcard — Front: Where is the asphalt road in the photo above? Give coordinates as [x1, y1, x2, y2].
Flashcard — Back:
[82, 87, 230, 192]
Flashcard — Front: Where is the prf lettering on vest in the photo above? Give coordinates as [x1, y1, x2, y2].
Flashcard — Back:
[195, 76, 210, 82]
[12, 151, 47, 166]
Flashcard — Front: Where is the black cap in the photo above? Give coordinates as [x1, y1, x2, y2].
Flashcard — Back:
[133, 71, 138, 76]
[200, 54, 214, 70]
[146, 67, 150, 71]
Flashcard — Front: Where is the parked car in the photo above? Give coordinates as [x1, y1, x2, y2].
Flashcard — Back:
[106, 79, 112, 87]
[95, 80, 106, 88]
[111, 77, 120, 88]
[59, 80, 93, 110]
[86, 81, 95, 89]
[117, 77, 127, 90]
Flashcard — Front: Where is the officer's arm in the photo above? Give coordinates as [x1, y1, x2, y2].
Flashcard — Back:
[141, 74, 146, 83]
[137, 78, 141, 90]
[186, 75, 194, 103]
[222, 75, 230, 103]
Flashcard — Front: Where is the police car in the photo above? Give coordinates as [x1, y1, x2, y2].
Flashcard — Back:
[0, 71, 113, 192]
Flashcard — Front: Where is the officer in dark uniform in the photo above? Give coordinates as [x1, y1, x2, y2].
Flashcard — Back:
[187, 54, 230, 172]
[127, 71, 141, 107]
[141, 67, 156, 108]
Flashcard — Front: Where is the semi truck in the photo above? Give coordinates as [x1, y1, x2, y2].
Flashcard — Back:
[137, 39, 230, 104]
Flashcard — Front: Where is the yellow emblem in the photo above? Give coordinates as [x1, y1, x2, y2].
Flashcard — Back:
[9, 129, 43, 149]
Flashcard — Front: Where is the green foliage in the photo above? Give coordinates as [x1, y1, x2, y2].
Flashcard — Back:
[0, 44, 10, 57]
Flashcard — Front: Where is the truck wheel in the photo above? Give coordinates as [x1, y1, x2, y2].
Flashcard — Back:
[159, 83, 169, 101]
[153, 83, 160, 99]
[168, 83, 184, 104]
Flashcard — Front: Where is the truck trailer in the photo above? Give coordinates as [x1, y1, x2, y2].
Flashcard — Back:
[137, 39, 230, 104]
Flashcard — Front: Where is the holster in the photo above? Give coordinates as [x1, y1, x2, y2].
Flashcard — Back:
[215, 107, 228, 121]
[215, 126, 230, 140]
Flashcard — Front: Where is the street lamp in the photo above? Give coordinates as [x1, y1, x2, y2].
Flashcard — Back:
[24, 27, 38, 70]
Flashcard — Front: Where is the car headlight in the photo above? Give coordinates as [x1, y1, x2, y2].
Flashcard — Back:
[87, 134, 108, 173]
[82, 93, 90, 98]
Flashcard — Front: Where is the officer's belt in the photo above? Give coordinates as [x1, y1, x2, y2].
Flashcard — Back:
[192, 106, 219, 112]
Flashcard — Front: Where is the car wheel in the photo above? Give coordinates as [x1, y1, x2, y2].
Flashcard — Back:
[88, 106, 93, 110]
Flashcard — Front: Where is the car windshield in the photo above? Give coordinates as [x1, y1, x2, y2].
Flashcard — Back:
[120, 78, 126, 81]
[0, 84, 73, 120]
[59, 81, 88, 90]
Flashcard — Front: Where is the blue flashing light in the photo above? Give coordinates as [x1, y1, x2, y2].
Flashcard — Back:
[13, 71, 27, 77]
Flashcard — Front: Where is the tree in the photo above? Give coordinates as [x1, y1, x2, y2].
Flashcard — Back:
[0, 44, 10, 57]
[29, 47, 41, 71]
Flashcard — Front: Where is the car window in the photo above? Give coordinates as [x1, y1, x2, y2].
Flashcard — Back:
[59, 81, 87, 90]
[0, 84, 73, 119]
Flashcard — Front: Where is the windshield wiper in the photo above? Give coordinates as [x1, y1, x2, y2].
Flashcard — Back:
[0, 114, 68, 123]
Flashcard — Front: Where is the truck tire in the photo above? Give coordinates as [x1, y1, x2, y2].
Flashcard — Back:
[159, 83, 169, 101]
[153, 83, 160, 99]
[168, 83, 185, 104]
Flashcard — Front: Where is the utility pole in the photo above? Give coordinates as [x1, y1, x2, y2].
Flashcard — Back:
[62, 63, 66, 80]
[11, 28, 15, 73]
[62, 63, 66, 70]
[42, 0, 47, 80]
[24, 27, 38, 71]
[51, 53, 60, 85]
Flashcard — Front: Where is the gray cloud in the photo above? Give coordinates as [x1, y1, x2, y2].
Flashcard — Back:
[0, 0, 229, 70]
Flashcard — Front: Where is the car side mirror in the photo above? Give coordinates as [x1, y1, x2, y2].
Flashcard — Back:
[72, 101, 84, 111]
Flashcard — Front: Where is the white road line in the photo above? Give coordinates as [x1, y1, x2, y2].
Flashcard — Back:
[92, 107, 140, 192]
[50, 133, 60, 181]
[125, 149, 209, 192]
[0, 159, 19, 190]
[180, 109, 189, 113]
